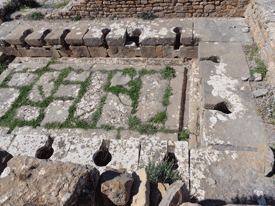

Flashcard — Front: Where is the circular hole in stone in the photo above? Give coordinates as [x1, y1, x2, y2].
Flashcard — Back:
[93, 141, 112, 167]
[35, 136, 54, 160]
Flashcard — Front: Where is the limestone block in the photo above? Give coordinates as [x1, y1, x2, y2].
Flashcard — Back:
[8, 73, 37, 87]
[53, 84, 81, 98]
[0, 46, 21, 56]
[120, 130, 178, 141]
[0, 88, 20, 118]
[0, 156, 99, 205]
[65, 21, 91, 45]
[14, 106, 40, 121]
[4, 22, 33, 45]
[70, 45, 91, 57]
[9, 62, 47, 72]
[141, 46, 156, 58]
[44, 22, 69, 45]
[88, 46, 108, 57]
[131, 168, 150, 206]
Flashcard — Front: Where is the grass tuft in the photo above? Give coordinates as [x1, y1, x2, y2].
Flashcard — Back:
[149, 110, 167, 124]
[162, 86, 172, 106]
[160, 65, 175, 80]
[26, 12, 44, 20]
[138, 69, 155, 76]
[122, 67, 137, 79]
[178, 129, 190, 141]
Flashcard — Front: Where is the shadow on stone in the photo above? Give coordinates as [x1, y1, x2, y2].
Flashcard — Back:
[93, 140, 112, 167]
[35, 136, 54, 160]
[0, 149, 13, 175]
[213, 102, 232, 114]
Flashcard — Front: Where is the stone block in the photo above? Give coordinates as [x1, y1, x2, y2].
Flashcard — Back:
[88, 46, 108, 57]
[141, 46, 156, 58]
[70, 45, 91, 57]
[4, 22, 33, 45]
[0, 45, 21, 56]
[65, 21, 91, 45]
[0, 156, 99, 205]
[44, 22, 69, 45]
[8, 73, 37, 87]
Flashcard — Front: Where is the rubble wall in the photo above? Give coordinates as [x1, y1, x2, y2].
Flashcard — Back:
[58, 0, 250, 19]
[245, 0, 275, 86]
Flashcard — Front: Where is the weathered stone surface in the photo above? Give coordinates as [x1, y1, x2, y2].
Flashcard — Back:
[190, 148, 275, 203]
[8, 73, 37, 87]
[159, 180, 189, 206]
[0, 67, 12, 84]
[65, 21, 91, 45]
[139, 139, 167, 167]
[4, 22, 33, 45]
[75, 71, 107, 123]
[53, 84, 81, 98]
[101, 172, 134, 205]
[64, 70, 90, 82]
[106, 23, 127, 46]
[8, 134, 48, 157]
[252, 89, 268, 98]
[111, 71, 131, 87]
[0, 155, 99, 205]
[97, 93, 132, 129]
[70, 45, 91, 57]
[194, 18, 252, 44]
[0, 88, 20, 118]
[136, 73, 169, 122]
[0, 20, 22, 44]
[131, 168, 150, 206]
[41, 100, 73, 125]
[120, 130, 178, 141]
[166, 70, 185, 130]
[88, 46, 108, 57]
[14, 105, 40, 121]
[9, 62, 47, 72]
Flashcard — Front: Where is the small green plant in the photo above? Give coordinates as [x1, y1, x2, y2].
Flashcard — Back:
[26, 12, 44, 20]
[159, 126, 174, 134]
[137, 124, 158, 135]
[122, 67, 137, 79]
[102, 124, 115, 131]
[89, 16, 95, 20]
[250, 57, 267, 80]
[162, 86, 172, 106]
[0, 64, 7, 74]
[160, 66, 175, 80]
[74, 16, 81, 21]
[149, 110, 167, 124]
[139, 11, 154, 20]
[116, 127, 123, 139]
[37, 85, 45, 98]
[52, 1, 68, 9]
[96, 16, 100, 19]
[178, 129, 190, 141]
[138, 69, 155, 76]
[128, 116, 141, 130]
[145, 159, 181, 184]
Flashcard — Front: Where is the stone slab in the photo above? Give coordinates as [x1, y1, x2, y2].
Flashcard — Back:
[0, 67, 12, 84]
[9, 62, 47, 72]
[44, 22, 68, 45]
[97, 93, 132, 129]
[65, 21, 91, 45]
[4, 22, 34, 45]
[0, 20, 22, 43]
[53, 84, 81, 98]
[194, 18, 252, 44]
[8, 73, 37, 87]
[120, 130, 178, 141]
[14, 106, 40, 121]
[8, 134, 48, 157]
[199, 42, 250, 80]
[41, 100, 73, 126]
[0, 88, 20, 118]
[165, 71, 184, 130]
[64, 70, 90, 82]
[190, 148, 275, 203]
[0, 134, 15, 151]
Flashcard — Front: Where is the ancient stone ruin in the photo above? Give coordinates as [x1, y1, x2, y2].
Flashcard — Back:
[0, 0, 275, 205]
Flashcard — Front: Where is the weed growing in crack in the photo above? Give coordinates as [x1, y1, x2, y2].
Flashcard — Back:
[127, 78, 142, 114]
[138, 69, 155, 76]
[178, 129, 190, 141]
[149, 110, 167, 124]
[102, 124, 115, 131]
[73, 16, 81, 21]
[91, 95, 107, 128]
[26, 12, 44, 20]
[250, 57, 268, 80]
[122, 67, 137, 79]
[159, 126, 174, 134]
[261, 94, 275, 120]
[51, 67, 73, 95]
[138, 124, 158, 134]
[162, 86, 172, 106]
[160, 65, 175, 80]
[116, 127, 123, 139]
[0, 64, 7, 74]
[145, 159, 181, 184]
[48, 56, 58, 65]
[128, 116, 141, 130]
[0, 72, 13, 88]
[37, 85, 45, 98]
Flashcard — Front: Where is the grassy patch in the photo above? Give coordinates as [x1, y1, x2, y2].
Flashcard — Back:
[48, 56, 58, 65]
[139, 11, 154, 20]
[26, 12, 44, 20]
[91, 95, 107, 128]
[3, 0, 41, 16]
[52, 1, 68, 9]
[178, 129, 190, 141]
[250, 57, 268, 80]
[73, 16, 81, 21]
[159, 126, 174, 134]
[138, 68, 155, 76]
[37, 85, 45, 98]
[162, 86, 172, 106]
[128, 116, 141, 130]
[128, 116, 158, 135]
[51, 67, 73, 95]
[122, 67, 137, 79]
[145, 160, 181, 184]
[149, 110, 167, 124]
[127, 78, 142, 114]
[116, 127, 123, 139]
[102, 124, 115, 131]
[160, 65, 175, 80]
[0, 64, 7, 74]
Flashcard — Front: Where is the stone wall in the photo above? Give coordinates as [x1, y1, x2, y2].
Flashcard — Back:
[59, 0, 250, 19]
[245, 0, 275, 86]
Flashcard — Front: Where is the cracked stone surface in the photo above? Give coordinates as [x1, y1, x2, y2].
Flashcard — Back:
[97, 93, 132, 129]
[53, 84, 81, 98]
[8, 73, 37, 87]
[29, 71, 60, 102]
[14, 105, 40, 121]
[0, 88, 20, 118]
[41, 100, 73, 125]
[136, 73, 169, 122]
[64, 70, 90, 82]
[75, 71, 107, 123]
[119, 93, 132, 106]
